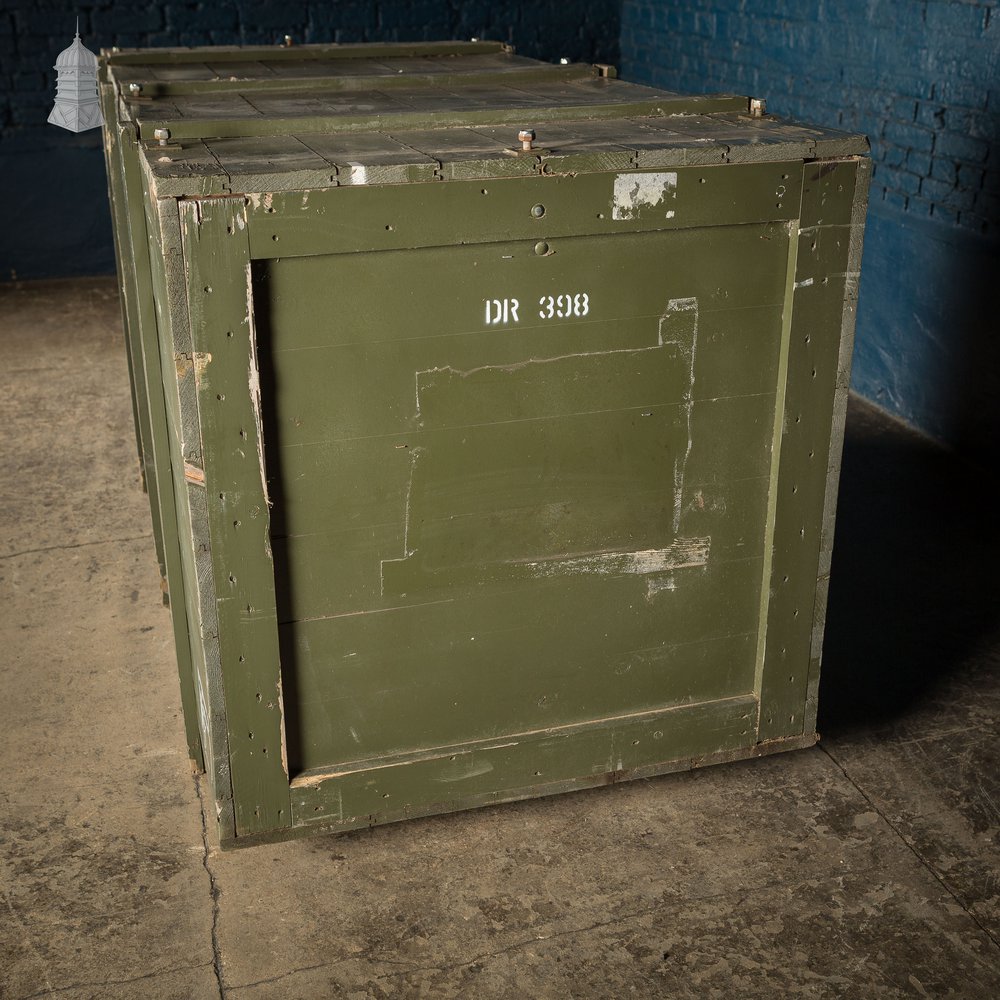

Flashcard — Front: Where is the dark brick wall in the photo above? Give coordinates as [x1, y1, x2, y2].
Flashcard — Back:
[621, 0, 1000, 457]
[0, 1, 620, 280]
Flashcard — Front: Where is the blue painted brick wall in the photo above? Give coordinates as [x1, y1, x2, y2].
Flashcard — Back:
[0, 1, 619, 280]
[621, 0, 1000, 456]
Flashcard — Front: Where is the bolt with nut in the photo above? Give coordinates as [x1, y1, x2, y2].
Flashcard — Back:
[518, 128, 536, 152]
[153, 128, 171, 147]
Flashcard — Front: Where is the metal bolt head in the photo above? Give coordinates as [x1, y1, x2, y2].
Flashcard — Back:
[518, 128, 536, 151]
[128, 82, 142, 95]
[559, 57, 569, 65]
[154, 127, 171, 146]
[283, 35, 293, 47]
[749, 97, 766, 117]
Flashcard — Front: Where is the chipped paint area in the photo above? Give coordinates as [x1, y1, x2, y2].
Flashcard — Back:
[192, 351, 212, 383]
[348, 162, 368, 185]
[646, 574, 678, 599]
[414, 345, 665, 418]
[246, 192, 274, 212]
[612, 171, 678, 220]
[658, 297, 700, 533]
[519, 537, 710, 579]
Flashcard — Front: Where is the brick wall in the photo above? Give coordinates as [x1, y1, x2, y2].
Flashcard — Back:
[622, 0, 1000, 457]
[0, 1, 619, 279]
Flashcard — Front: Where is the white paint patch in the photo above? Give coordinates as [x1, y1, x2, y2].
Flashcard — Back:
[795, 277, 814, 288]
[247, 192, 274, 212]
[612, 171, 678, 220]
[666, 209, 676, 219]
[520, 538, 710, 579]
[658, 297, 699, 533]
[348, 162, 367, 185]
[646, 574, 678, 599]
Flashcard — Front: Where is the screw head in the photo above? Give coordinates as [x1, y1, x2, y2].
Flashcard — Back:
[749, 97, 766, 117]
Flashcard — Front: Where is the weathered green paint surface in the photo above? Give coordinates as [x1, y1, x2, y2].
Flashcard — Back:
[100, 80, 204, 768]
[103, 42, 870, 846]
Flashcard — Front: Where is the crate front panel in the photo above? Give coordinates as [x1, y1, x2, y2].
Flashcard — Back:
[252, 220, 792, 777]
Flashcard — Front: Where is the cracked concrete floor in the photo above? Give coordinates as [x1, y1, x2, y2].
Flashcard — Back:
[2, 277, 999, 999]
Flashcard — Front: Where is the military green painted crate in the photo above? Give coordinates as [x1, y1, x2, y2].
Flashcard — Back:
[99, 40, 870, 847]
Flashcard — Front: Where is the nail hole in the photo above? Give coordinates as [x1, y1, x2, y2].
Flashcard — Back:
[216, 393, 225, 401]
[203, 285, 212, 293]
[271, 234, 279, 242]
[385, 224, 394, 231]
[233, 519, 241, 528]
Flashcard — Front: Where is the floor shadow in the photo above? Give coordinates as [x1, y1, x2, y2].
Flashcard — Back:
[818, 396, 1000, 736]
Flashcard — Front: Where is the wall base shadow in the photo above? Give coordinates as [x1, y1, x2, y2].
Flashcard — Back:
[818, 395, 1000, 737]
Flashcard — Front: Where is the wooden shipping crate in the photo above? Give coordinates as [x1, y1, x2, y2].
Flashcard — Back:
[99, 41, 870, 847]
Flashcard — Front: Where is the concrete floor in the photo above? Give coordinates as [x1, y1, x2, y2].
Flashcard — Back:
[1, 276, 999, 999]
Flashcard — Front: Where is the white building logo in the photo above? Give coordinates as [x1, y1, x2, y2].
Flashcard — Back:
[48, 20, 102, 133]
